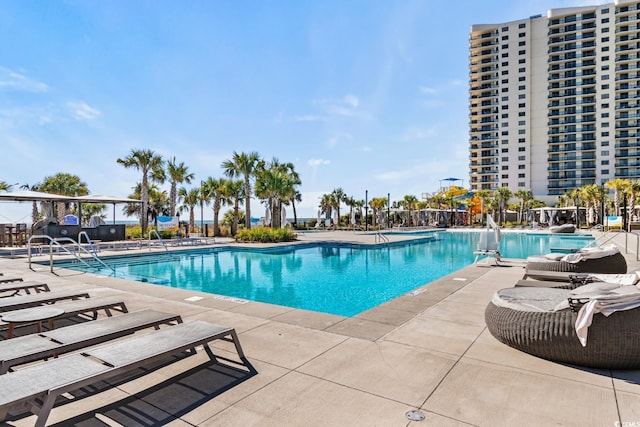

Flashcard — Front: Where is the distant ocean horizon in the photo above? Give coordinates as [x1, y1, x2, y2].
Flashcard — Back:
[117, 217, 315, 226]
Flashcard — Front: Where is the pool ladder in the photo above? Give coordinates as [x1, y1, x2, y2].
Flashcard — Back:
[27, 234, 114, 273]
[148, 230, 169, 252]
[374, 231, 389, 244]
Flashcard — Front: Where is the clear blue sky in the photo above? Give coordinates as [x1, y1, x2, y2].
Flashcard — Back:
[0, 0, 604, 222]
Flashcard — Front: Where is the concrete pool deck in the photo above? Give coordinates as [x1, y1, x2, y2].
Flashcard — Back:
[1, 229, 639, 426]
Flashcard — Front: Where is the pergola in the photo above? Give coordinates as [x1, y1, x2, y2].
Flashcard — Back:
[0, 191, 141, 224]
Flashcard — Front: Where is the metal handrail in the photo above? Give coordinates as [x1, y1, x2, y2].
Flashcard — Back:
[375, 231, 389, 243]
[148, 230, 169, 252]
[78, 231, 99, 255]
[27, 235, 114, 273]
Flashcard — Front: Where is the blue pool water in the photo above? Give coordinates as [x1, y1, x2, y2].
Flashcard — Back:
[52, 231, 593, 317]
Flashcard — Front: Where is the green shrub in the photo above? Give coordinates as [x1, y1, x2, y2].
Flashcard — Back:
[235, 227, 296, 243]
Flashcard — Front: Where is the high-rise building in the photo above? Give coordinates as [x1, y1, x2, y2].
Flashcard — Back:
[468, 0, 640, 200]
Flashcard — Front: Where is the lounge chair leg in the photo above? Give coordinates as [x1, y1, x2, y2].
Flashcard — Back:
[33, 395, 56, 427]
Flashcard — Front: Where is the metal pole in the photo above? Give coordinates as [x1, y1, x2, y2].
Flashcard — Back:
[200, 181, 204, 234]
[365, 190, 368, 232]
[387, 193, 390, 229]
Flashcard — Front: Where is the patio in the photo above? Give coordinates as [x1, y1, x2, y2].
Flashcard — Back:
[0, 230, 639, 426]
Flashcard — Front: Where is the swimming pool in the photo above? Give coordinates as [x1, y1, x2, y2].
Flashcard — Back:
[52, 231, 593, 317]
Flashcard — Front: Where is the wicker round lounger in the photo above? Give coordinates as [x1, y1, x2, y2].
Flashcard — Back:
[525, 251, 627, 275]
[485, 287, 640, 369]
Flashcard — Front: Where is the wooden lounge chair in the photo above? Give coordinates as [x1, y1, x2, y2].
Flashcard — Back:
[0, 289, 90, 312]
[0, 309, 182, 374]
[0, 281, 50, 297]
[0, 295, 129, 337]
[0, 320, 247, 427]
[0, 276, 23, 284]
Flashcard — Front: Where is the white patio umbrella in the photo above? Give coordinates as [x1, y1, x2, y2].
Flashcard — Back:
[281, 206, 287, 227]
[588, 207, 595, 225]
[351, 209, 356, 226]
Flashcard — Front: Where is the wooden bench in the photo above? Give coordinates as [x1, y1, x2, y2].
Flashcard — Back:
[0, 320, 247, 427]
[0, 289, 90, 312]
[0, 281, 50, 297]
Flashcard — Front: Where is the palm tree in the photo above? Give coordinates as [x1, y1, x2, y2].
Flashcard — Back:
[221, 151, 262, 229]
[123, 183, 166, 229]
[166, 157, 194, 217]
[331, 188, 346, 226]
[40, 173, 89, 223]
[626, 180, 640, 228]
[514, 189, 533, 224]
[20, 182, 41, 225]
[400, 194, 418, 226]
[581, 184, 599, 227]
[494, 187, 512, 226]
[178, 187, 200, 233]
[319, 194, 333, 222]
[224, 180, 245, 235]
[475, 189, 492, 224]
[605, 178, 629, 216]
[369, 197, 388, 228]
[0, 181, 14, 191]
[344, 196, 356, 228]
[202, 177, 228, 237]
[255, 159, 296, 228]
[117, 149, 165, 235]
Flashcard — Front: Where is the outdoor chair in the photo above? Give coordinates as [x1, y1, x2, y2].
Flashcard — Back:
[0, 309, 182, 374]
[485, 284, 640, 369]
[0, 320, 249, 427]
[524, 244, 627, 280]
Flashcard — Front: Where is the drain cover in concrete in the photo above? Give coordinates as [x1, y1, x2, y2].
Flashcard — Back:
[405, 410, 425, 421]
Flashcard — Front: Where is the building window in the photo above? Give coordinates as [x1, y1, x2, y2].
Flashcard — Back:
[602, 131, 609, 136]
[518, 67, 525, 72]
[502, 165, 509, 170]
[502, 174, 509, 179]
[519, 50, 526, 55]
[602, 123, 609, 128]
[502, 105, 508, 110]
[518, 23, 526, 29]
[602, 65, 609, 71]
[502, 53, 509, 58]
[518, 155, 525, 161]
[601, 112, 609, 118]
[518, 164, 525, 169]
[602, 169, 609, 174]
[518, 85, 525, 90]
[601, 18, 609, 23]
[602, 160, 609, 165]
[602, 141, 609, 146]
[518, 103, 526, 108]
[519, 32, 525, 37]
[501, 96, 509, 101]
[601, 84, 609, 90]
[602, 8, 608, 13]
[501, 88, 509, 92]
[602, 103, 609, 108]
[602, 46, 609, 52]
[602, 27, 609, 33]
[518, 182, 526, 187]
[603, 75, 609, 80]
[502, 26, 509, 31]
[502, 79, 509, 84]
[501, 70, 509, 75]
[518, 147, 525, 151]
[518, 138, 525, 142]
[602, 93, 609, 99]
[501, 113, 509, 118]
[519, 41, 526, 46]
[501, 131, 509, 135]
[502, 183, 510, 187]
[518, 111, 526, 116]
[518, 129, 526, 134]
[601, 37, 609, 42]
[518, 76, 525, 81]
[518, 120, 525, 125]
[518, 173, 525, 178]
[518, 58, 526, 64]
[502, 35, 509, 40]
[501, 139, 508, 144]
[601, 150, 609, 156]
[518, 94, 525, 99]
[502, 122, 508, 127]
[502, 44, 508, 49]
[602, 56, 609, 61]
[502, 61, 509, 66]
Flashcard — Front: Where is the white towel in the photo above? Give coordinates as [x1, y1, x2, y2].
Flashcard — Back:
[561, 244, 620, 263]
[574, 286, 640, 346]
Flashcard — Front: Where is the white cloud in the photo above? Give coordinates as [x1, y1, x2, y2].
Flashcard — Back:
[67, 101, 101, 120]
[419, 86, 437, 95]
[308, 158, 330, 167]
[314, 94, 361, 117]
[0, 66, 48, 92]
[402, 127, 436, 141]
[294, 114, 325, 122]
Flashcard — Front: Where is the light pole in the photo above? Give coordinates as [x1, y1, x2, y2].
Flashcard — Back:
[365, 190, 368, 232]
[200, 181, 204, 235]
[387, 193, 390, 229]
